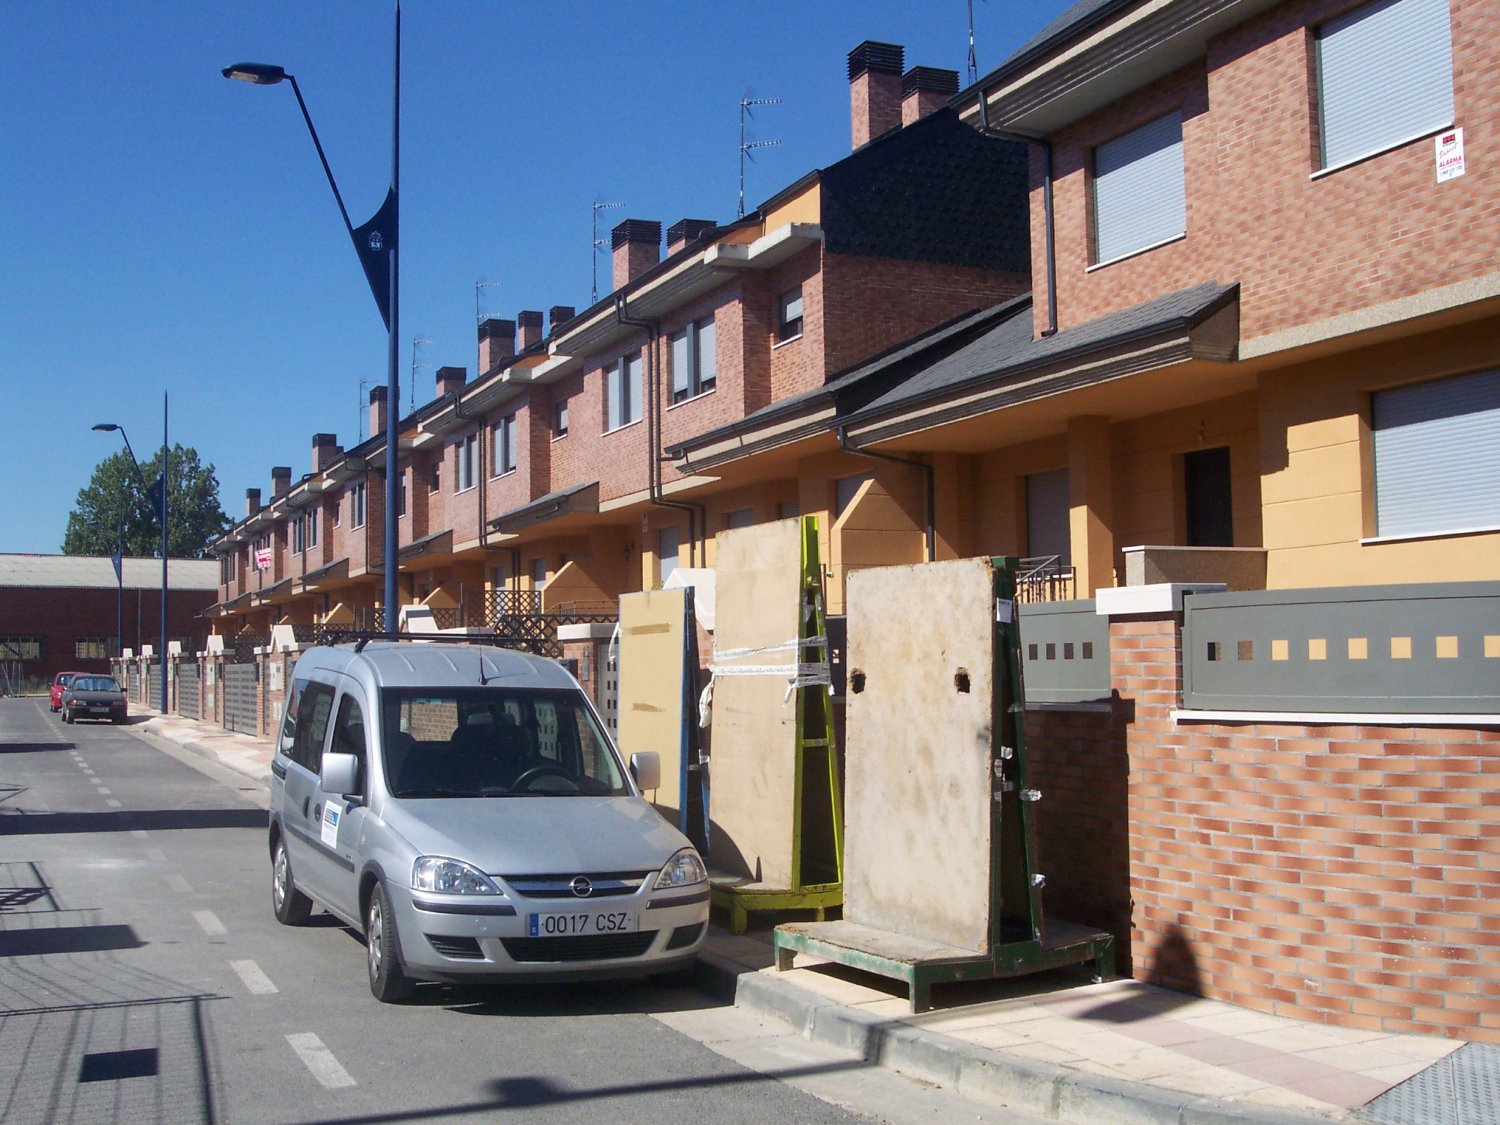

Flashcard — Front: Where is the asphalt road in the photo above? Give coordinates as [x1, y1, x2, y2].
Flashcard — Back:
[1, 697, 1030, 1124]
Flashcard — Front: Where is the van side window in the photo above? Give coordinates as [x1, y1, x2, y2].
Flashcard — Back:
[291, 681, 336, 773]
[330, 693, 369, 795]
[281, 678, 305, 748]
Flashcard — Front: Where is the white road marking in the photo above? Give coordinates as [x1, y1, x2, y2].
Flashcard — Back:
[131, 829, 148, 839]
[286, 1033, 356, 1088]
[193, 910, 228, 936]
[230, 960, 278, 995]
[144, 847, 168, 863]
[105, 799, 122, 808]
[166, 874, 193, 894]
[95, 786, 111, 795]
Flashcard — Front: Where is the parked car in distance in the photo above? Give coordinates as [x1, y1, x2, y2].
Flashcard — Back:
[50, 671, 83, 712]
[61, 675, 129, 724]
[270, 639, 710, 1002]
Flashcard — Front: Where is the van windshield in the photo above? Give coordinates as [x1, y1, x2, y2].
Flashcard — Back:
[381, 687, 629, 798]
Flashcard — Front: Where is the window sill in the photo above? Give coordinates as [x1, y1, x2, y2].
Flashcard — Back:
[604, 418, 644, 436]
[551, 432, 569, 443]
[1312, 121, 1452, 180]
[773, 333, 803, 350]
[454, 485, 477, 497]
[490, 468, 516, 481]
[1362, 522, 1500, 546]
[667, 387, 716, 411]
[1086, 232, 1185, 272]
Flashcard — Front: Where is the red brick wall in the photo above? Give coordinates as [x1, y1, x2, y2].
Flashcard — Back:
[1037, 0, 1500, 340]
[1028, 612, 1500, 1043]
[821, 251, 1028, 375]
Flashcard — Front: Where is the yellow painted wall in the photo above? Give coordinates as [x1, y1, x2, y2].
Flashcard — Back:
[762, 181, 821, 232]
[829, 476, 924, 614]
[1258, 320, 1500, 588]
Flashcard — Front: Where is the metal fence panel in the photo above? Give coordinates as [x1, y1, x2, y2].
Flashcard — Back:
[1017, 600, 1110, 704]
[224, 663, 259, 734]
[1183, 582, 1500, 713]
[177, 665, 201, 721]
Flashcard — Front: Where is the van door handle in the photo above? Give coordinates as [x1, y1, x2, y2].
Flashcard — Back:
[302, 797, 310, 819]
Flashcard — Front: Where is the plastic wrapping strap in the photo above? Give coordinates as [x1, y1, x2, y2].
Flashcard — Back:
[711, 635, 827, 662]
[707, 660, 833, 702]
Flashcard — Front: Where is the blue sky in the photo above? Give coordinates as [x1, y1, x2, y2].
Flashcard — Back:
[1, 0, 1055, 555]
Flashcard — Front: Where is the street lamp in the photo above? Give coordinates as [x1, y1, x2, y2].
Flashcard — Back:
[93, 402, 169, 713]
[222, 4, 402, 629]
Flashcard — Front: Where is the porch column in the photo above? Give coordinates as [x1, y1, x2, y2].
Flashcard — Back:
[1068, 415, 1116, 595]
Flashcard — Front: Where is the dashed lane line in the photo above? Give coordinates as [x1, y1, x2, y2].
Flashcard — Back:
[193, 910, 228, 937]
[286, 1033, 356, 1089]
[231, 960, 279, 995]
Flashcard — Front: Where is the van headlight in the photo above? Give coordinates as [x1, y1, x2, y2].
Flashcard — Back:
[412, 856, 501, 895]
[654, 848, 708, 890]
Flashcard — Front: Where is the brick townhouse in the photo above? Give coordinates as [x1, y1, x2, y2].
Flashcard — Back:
[907, 0, 1496, 1043]
[206, 40, 1031, 633]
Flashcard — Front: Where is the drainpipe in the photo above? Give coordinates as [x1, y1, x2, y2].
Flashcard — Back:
[836, 426, 935, 563]
[614, 293, 705, 568]
[977, 96, 1058, 338]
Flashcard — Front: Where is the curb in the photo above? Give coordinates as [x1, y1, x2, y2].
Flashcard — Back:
[692, 949, 1336, 1125]
[138, 718, 273, 788]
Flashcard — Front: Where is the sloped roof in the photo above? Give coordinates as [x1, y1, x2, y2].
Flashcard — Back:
[0, 554, 219, 591]
[820, 108, 1029, 272]
[846, 280, 1238, 423]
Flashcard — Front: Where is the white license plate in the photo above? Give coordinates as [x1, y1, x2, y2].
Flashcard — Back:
[527, 910, 637, 937]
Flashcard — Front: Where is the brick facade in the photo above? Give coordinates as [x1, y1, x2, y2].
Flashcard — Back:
[1027, 612, 1500, 1043]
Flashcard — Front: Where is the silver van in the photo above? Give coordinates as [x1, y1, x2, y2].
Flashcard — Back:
[269, 639, 709, 1001]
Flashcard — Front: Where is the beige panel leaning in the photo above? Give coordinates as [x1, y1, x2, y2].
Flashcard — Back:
[844, 557, 996, 952]
[708, 517, 805, 885]
[617, 588, 688, 818]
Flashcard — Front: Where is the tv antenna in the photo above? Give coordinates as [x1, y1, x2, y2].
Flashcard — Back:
[592, 200, 626, 303]
[739, 96, 781, 217]
[967, 0, 985, 86]
[475, 280, 503, 323]
[409, 338, 432, 411]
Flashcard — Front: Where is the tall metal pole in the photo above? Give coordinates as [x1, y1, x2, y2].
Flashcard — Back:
[382, 2, 401, 628]
[160, 392, 169, 713]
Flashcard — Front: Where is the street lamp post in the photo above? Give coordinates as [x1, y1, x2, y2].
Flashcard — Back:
[223, 4, 402, 629]
[93, 402, 169, 713]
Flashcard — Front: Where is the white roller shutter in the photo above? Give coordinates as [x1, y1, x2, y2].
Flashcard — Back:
[1373, 367, 1500, 537]
[1317, 0, 1452, 170]
[1092, 111, 1185, 265]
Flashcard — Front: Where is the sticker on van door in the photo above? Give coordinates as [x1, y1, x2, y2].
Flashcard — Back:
[321, 802, 345, 848]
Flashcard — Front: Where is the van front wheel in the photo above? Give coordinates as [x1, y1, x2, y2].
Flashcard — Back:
[272, 838, 313, 925]
[366, 884, 413, 1003]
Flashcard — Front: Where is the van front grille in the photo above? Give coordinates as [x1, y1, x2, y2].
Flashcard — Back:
[501, 931, 656, 963]
[426, 934, 484, 959]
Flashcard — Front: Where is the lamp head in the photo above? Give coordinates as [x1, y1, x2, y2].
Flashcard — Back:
[92, 423, 120, 432]
[222, 62, 289, 86]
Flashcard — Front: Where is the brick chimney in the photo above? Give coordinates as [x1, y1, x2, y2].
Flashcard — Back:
[517, 310, 544, 352]
[849, 41, 904, 149]
[549, 305, 576, 334]
[435, 366, 466, 397]
[667, 218, 716, 255]
[612, 219, 661, 291]
[271, 466, 292, 497]
[312, 433, 341, 472]
[902, 66, 958, 126]
[478, 317, 515, 374]
[246, 488, 262, 516]
[369, 385, 387, 440]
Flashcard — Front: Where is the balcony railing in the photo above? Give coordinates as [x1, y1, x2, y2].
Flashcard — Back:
[1017, 556, 1076, 604]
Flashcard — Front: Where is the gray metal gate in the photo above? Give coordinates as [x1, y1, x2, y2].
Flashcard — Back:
[178, 665, 201, 721]
[147, 665, 161, 710]
[224, 663, 259, 734]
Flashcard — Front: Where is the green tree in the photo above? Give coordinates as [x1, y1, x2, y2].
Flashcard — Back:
[63, 443, 231, 559]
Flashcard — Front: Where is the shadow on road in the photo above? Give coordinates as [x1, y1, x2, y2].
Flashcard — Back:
[0, 807, 266, 836]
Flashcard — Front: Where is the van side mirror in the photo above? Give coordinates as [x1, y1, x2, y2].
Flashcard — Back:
[321, 752, 360, 797]
[630, 751, 661, 792]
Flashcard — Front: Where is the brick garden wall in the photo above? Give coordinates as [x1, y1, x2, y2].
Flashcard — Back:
[1027, 613, 1500, 1043]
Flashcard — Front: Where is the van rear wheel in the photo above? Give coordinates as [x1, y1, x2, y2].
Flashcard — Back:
[367, 884, 413, 1003]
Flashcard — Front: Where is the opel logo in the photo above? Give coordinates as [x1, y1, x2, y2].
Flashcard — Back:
[569, 876, 593, 898]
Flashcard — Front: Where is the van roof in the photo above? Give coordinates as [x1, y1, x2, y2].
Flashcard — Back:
[302, 641, 579, 691]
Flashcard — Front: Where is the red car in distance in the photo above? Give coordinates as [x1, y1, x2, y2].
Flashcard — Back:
[50, 671, 83, 712]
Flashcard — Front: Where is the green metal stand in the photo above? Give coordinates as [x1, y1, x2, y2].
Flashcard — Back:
[711, 516, 843, 933]
[773, 556, 1113, 1009]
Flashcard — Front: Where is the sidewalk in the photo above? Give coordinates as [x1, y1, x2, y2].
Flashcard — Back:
[134, 708, 1490, 1124]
